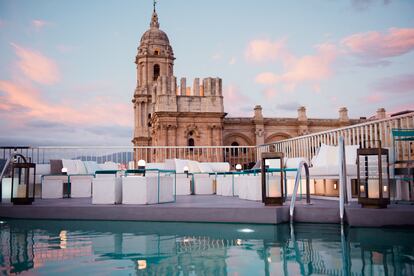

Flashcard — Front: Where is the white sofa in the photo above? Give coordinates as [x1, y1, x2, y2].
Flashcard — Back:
[42, 175, 68, 199]
[216, 174, 235, 196]
[309, 144, 359, 199]
[122, 175, 174, 204]
[92, 174, 122, 204]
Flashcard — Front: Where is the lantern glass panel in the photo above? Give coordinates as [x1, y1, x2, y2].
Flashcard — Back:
[266, 173, 282, 197]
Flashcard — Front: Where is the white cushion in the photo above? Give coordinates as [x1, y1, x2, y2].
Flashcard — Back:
[84, 161, 100, 174]
[174, 159, 189, 173]
[70, 175, 93, 198]
[208, 162, 231, 172]
[122, 176, 174, 204]
[42, 179, 64, 199]
[62, 159, 78, 175]
[175, 174, 191, 195]
[164, 159, 176, 171]
[92, 176, 122, 204]
[36, 164, 51, 175]
[345, 145, 359, 165]
[99, 161, 119, 171]
[198, 163, 214, 173]
[75, 160, 87, 174]
[146, 163, 165, 170]
[193, 174, 214, 194]
[285, 157, 309, 169]
[216, 175, 234, 196]
[187, 160, 201, 173]
[309, 164, 357, 177]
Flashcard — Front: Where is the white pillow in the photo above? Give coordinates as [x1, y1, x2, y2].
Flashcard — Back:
[99, 161, 118, 171]
[208, 162, 230, 172]
[35, 164, 51, 175]
[83, 161, 99, 174]
[198, 163, 214, 173]
[174, 159, 189, 173]
[312, 144, 337, 167]
[62, 159, 78, 175]
[285, 157, 309, 169]
[345, 145, 359, 165]
[164, 159, 176, 171]
[146, 163, 165, 170]
[75, 160, 87, 174]
[187, 160, 201, 173]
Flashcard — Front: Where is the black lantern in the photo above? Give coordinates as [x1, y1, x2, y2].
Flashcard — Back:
[11, 162, 36, 205]
[261, 152, 284, 206]
[357, 145, 390, 208]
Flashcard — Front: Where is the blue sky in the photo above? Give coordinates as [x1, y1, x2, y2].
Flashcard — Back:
[0, 0, 413, 145]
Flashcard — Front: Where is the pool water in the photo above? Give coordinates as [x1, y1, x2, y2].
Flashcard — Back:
[0, 220, 413, 275]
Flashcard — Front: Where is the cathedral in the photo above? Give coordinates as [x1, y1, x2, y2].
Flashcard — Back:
[132, 8, 379, 157]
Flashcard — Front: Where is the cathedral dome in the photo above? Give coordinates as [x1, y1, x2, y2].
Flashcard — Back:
[140, 28, 170, 45]
[137, 10, 174, 58]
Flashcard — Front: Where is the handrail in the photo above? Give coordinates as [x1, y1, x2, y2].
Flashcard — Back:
[289, 161, 310, 223]
[338, 136, 348, 224]
[259, 111, 414, 147]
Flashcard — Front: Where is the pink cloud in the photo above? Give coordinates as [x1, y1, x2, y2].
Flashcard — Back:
[373, 74, 414, 94]
[263, 88, 277, 99]
[245, 39, 289, 63]
[255, 72, 278, 85]
[32, 19, 49, 30]
[222, 84, 251, 116]
[254, 43, 338, 91]
[0, 80, 132, 127]
[11, 43, 60, 85]
[342, 28, 414, 59]
[362, 93, 385, 104]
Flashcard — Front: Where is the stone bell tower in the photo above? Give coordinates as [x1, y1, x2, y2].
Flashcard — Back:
[132, 6, 175, 147]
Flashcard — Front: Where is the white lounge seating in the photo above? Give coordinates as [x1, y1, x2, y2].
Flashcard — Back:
[92, 174, 122, 204]
[164, 159, 191, 195]
[193, 174, 215, 195]
[122, 175, 174, 204]
[216, 174, 234, 196]
[62, 159, 94, 198]
[309, 144, 359, 199]
[42, 175, 67, 199]
[70, 175, 93, 198]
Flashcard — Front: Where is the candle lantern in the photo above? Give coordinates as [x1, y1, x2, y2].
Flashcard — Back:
[357, 144, 390, 208]
[11, 162, 36, 205]
[261, 152, 284, 206]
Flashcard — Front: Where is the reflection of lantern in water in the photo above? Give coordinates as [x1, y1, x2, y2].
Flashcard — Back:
[137, 260, 147, 270]
[9, 228, 35, 274]
[59, 230, 67, 249]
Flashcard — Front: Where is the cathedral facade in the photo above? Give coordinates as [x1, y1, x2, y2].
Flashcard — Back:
[132, 9, 377, 160]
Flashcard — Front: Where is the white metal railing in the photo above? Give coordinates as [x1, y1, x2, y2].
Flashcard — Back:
[257, 112, 414, 163]
[1, 112, 412, 169]
[0, 146, 257, 170]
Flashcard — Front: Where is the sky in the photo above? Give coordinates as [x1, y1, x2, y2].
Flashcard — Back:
[0, 0, 413, 146]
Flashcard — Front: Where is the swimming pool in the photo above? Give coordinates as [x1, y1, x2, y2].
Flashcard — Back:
[0, 220, 413, 275]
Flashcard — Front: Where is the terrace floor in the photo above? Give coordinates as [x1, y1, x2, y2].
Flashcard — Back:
[1, 195, 413, 227]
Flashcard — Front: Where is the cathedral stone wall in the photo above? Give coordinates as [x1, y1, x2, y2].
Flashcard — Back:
[132, 9, 370, 164]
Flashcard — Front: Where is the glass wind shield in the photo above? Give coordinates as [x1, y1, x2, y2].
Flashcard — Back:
[266, 172, 282, 197]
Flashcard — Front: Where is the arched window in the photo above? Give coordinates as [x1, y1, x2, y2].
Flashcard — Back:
[231, 142, 239, 157]
[188, 138, 195, 147]
[153, 64, 160, 81]
[154, 50, 160, 55]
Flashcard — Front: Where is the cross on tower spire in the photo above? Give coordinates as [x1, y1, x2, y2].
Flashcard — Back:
[150, 0, 159, 28]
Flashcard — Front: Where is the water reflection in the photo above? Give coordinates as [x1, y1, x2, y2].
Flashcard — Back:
[0, 220, 413, 275]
